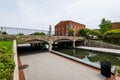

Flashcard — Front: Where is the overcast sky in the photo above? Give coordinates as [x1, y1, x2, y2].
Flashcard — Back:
[0, 0, 120, 30]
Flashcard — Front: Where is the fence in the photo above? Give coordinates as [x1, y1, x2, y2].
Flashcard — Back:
[0, 27, 54, 36]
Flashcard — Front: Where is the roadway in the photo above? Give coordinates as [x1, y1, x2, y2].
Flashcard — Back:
[19, 50, 105, 80]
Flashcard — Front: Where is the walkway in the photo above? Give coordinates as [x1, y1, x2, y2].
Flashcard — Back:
[20, 52, 105, 80]
[77, 46, 120, 55]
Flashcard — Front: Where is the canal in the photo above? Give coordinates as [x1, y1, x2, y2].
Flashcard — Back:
[54, 48, 120, 66]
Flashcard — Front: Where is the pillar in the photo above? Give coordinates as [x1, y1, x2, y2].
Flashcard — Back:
[30, 44, 33, 47]
[48, 41, 53, 51]
[73, 40, 75, 48]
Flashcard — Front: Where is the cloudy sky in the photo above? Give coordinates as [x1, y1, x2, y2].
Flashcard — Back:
[0, 0, 120, 30]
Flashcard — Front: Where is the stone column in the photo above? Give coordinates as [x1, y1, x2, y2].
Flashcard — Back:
[48, 41, 53, 51]
[73, 40, 75, 48]
[30, 44, 33, 47]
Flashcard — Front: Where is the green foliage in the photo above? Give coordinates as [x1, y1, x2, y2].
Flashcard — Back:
[0, 41, 13, 54]
[103, 30, 120, 45]
[79, 28, 91, 37]
[99, 18, 112, 34]
[31, 32, 46, 35]
[117, 68, 120, 77]
[68, 28, 74, 36]
[90, 30, 101, 37]
[0, 31, 7, 35]
[79, 28, 101, 39]
[17, 33, 24, 35]
[117, 68, 120, 74]
[104, 30, 120, 38]
[2, 32, 7, 35]
[0, 41, 15, 80]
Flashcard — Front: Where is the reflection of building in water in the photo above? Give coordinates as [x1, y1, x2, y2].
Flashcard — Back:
[55, 20, 85, 36]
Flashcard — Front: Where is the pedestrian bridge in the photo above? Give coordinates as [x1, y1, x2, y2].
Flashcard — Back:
[0, 35, 85, 51]
[16, 35, 85, 44]
[0, 27, 85, 51]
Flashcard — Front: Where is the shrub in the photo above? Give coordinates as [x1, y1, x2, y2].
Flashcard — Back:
[117, 67, 120, 77]
[0, 41, 15, 80]
[117, 68, 120, 74]
[104, 30, 120, 38]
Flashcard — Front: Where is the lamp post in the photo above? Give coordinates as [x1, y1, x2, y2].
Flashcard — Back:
[0, 27, 3, 35]
[73, 28, 75, 37]
[49, 25, 52, 37]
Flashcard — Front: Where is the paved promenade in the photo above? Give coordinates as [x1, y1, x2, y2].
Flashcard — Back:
[20, 51, 105, 80]
[77, 46, 120, 55]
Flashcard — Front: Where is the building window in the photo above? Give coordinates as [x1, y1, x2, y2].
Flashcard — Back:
[74, 26, 76, 30]
[68, 24, 72, 28]
[66, 25, 69, 29]
[62, 26, 64, 30]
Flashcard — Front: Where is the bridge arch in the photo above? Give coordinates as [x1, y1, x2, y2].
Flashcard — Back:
[21, 39, 49, 44]
[75, 39, 83, 41]
[53, 38, 73, 43]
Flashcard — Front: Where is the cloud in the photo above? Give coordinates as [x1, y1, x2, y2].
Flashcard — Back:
[0, 0, 120, 30]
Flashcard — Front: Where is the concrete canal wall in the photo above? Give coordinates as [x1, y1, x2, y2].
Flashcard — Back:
[84, 40, 120, 49]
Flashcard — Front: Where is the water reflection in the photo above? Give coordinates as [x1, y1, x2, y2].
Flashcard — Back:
[56, 48, 120, 66]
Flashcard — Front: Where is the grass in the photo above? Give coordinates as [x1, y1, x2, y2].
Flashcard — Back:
[0, 41, 13, 54]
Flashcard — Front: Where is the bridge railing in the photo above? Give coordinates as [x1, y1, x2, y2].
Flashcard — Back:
[0, 27, 54, 36]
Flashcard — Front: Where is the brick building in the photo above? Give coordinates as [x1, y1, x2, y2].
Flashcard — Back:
[55, 20, 85, 36]
[112, 22, 120, 30]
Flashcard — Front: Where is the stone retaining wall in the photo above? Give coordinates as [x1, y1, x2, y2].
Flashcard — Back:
[84, 40, 120, 49]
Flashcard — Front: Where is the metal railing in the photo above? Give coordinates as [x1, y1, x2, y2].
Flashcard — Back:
[0, 27, 54, 36]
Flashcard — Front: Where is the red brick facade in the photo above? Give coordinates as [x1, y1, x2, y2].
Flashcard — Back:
[112, 22, 120, 30]
[55, 20, 85, 36]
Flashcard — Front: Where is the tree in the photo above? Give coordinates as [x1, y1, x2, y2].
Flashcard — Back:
[79, 28, 91, 37]
[99, 18, 112, 34]
[0, 31, 7, 35]
[17, 33, 24, 35]
[68, 28, 75, 36]
[31, 32, 46, 35]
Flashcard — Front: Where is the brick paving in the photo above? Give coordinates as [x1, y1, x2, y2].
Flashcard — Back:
[18, 56, 25, 80]
[20, 52, 105, 80]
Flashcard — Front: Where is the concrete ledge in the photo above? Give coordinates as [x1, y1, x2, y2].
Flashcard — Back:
[76, 46, 120, 55]
[13, 40, 19, 80]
